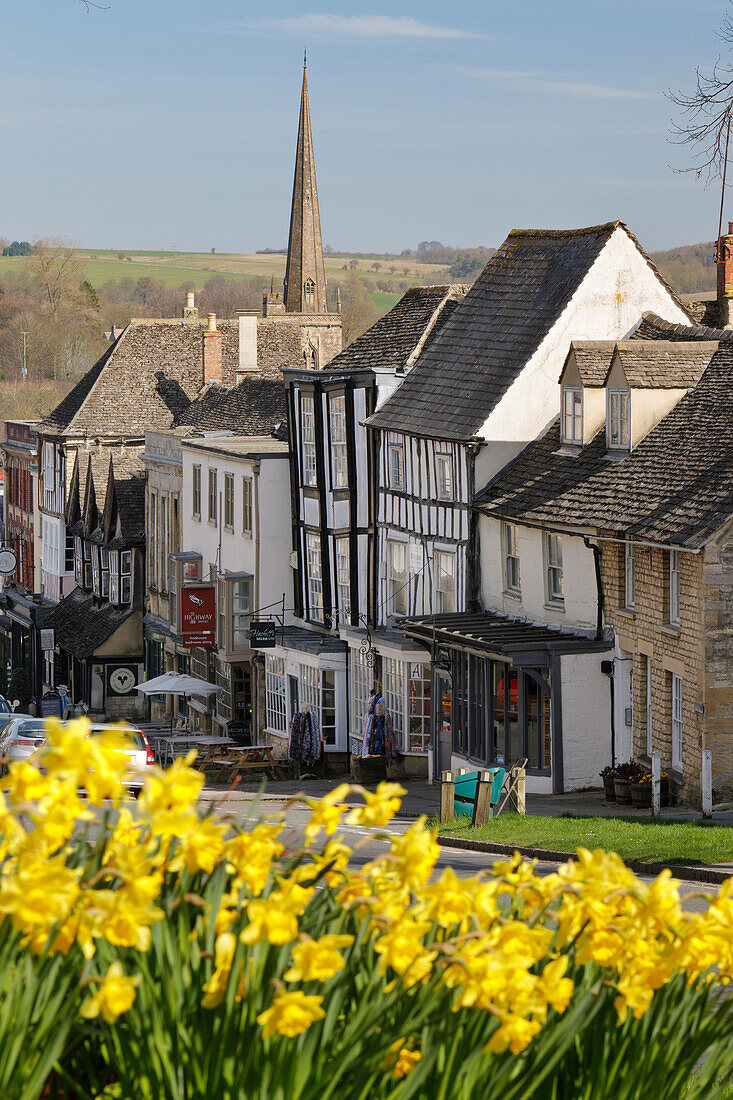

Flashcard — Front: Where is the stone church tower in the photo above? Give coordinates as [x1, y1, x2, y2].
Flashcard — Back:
[284, 60, 328, 315]
[263, 59, 342, 368]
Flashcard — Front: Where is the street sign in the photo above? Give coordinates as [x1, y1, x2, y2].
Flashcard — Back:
[180, 585, 216, 648]
[249, 621, 277, 648]
[0, 548, 17, 575]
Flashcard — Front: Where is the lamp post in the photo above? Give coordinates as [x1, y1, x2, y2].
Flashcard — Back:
[20, 331, 29, 380]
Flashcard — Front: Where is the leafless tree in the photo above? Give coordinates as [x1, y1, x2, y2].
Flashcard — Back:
[669, 3, 733, 182]
[30, 239, 82, 319]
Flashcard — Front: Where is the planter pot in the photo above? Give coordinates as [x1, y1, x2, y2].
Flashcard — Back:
[602, 775, 616, 803]
[351, 755, 387, 784]
[661, 779, 670, 807]
[614, 778, 632, 804]
[631, 783, 652, 808]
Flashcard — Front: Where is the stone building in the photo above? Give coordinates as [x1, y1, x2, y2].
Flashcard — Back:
[475, 322, 733, 803]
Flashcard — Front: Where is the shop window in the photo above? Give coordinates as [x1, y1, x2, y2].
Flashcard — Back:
[525, 673, 551, 770]
[387, 540, 408, 616]
[330, 394, 348, 489]
[350, 646, 381, 750]
[383, 657, 430, 754]
[434, 550, 455, 613]
[336, 536, 350, 623]
[301, 394, 317, 487]
[192, 465, 201, 519]
[265, 655, 287, 734]
[224, 473, 234, 530]
[306, 532, 323, 622]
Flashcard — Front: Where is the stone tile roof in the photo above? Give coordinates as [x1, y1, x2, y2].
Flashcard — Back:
[476, 343, 733, 547]
[39, 586, 138, 660]
[40, 318, 301, 438]
[71, 447, 145, 546]
[634, 311, 733, 342]
[174, 377, 288, 440]
[321, 285, 468, 375]
[368, 222, 689, 441]
[613, 341, 718, 388]
[570, 341, 616, 386]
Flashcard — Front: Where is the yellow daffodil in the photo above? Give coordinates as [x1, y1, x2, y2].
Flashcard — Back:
[80, 961, 140, 1025]
[257, 991, 325, 1038]
[345, 782, 405, 828]
[284, 934, 354, 982]
[304, 783, 350, 844]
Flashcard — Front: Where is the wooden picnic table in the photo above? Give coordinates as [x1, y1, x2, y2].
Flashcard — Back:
[215, 744, 289, 783]
[157, 733, 234, 768]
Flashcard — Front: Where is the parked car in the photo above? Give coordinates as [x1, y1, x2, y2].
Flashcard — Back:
[86, 723, 155, 793]
[0, 716, 48, 767]
[0, 696, 14, 716]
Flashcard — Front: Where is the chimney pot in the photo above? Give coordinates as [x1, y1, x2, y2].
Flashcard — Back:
[236, 310, 258, 378]
[207, 312, 217, 333]
[187, 291, 195, 309]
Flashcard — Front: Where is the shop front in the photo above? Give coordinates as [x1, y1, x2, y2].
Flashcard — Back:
[255, 627, 347, 766]
[403, 611, 613, 794]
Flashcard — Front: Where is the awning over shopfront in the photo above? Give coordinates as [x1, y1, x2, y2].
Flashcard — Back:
[402, 611, 611, 665]
[39, 587, 138, 661]
[262, 626, 348, 657]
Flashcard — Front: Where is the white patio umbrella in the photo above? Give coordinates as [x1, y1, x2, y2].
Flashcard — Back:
[136, 672, 221, 698]
[136, 672, 222, 733]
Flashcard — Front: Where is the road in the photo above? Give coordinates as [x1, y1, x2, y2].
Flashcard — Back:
[212, 795, 717, 914]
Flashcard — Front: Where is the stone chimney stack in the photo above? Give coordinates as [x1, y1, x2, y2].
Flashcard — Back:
[203, 313, 222, 385]
[183, 291, 198, 322]
[236, 310, 258, 379]
[718, 221, 733, 327]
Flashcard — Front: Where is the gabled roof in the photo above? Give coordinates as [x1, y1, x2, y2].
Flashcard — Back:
[569, 341, 616, 386]
[174, 377, 288, 440]
[634, 311, 733, 343]
[39, 587, 138, 660]
[68, 446, 145, 546]
[612, 341, 718, 388]
[39, 317, 300, 439]
[320, 285, 468, 376]
[476, 342, 733, 548]
[367, 222, 691, 441]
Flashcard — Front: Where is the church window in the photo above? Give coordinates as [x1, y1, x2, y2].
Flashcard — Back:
[304, 278, 316, 309]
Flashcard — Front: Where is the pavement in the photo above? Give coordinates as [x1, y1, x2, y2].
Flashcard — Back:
[199, 776, 733, 888]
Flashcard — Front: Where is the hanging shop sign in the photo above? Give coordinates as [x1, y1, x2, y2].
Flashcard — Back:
[249, 621, 277, 648]
[40, 628, 55, 652]
[180, 585, 216, 648]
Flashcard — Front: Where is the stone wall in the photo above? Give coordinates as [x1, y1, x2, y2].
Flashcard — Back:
[598, 530, 705, 803]
[703, 523, 733, 793]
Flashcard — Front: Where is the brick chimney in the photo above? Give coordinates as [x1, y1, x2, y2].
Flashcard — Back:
[203, 313, 222, 385]
[718, 221, 733, 327]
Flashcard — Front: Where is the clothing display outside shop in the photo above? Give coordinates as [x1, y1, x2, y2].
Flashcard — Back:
[289, 707, 322, 767]
[361, 690, 396, 765]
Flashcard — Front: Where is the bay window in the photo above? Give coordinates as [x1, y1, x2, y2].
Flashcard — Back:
[330, 394, 348, 489]
[306, 532, 323, 622]
[336, 536, 350, 622]
[120, 551, 132, 603]
[109, 552, 119, 603]
[265, 655, 287, 735]
[387, 540, 408, 616]
[232, 578, 251, 649]
[301, 394, 317, 487]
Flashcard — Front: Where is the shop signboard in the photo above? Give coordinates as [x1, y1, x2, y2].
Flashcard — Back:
[249, 621, 277, 648]
[180, 585, 216, 648]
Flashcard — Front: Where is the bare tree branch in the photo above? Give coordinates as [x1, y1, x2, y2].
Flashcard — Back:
[78, 0, 110, 11]
[668, 3, 733, 182]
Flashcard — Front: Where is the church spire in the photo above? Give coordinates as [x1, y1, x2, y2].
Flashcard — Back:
[284, 58, 328, 314]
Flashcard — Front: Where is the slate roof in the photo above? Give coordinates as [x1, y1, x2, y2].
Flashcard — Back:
[476, 343, 733, 547]
[39, 317, 300, 439]
[39, 587, 138, 660]
[613, 341, 718, 388]
[320, 285, 468, 376]
[634, 311, 733, 342]
[402, 610, 610, 656]
[367, 222, 691, 442]
[174, 377, 288, 440]
[569, 342, 616, 386]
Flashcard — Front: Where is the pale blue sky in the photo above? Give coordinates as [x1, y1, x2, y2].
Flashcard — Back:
[1, 0, 729, 253]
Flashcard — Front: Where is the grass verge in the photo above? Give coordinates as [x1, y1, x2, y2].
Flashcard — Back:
[430, 813, 733, 865]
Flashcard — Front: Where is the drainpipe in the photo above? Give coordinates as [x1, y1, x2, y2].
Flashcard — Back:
[582, 536, 604, 641]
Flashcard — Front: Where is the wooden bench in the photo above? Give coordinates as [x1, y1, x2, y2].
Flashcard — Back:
[440, 767, 506, 825]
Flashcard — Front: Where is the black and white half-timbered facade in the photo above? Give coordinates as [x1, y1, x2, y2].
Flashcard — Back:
[264, 286, 467, 767]
[368, 222, 695, 785]
[39, 448, 147, 720]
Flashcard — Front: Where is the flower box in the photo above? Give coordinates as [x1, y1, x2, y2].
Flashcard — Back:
[351, 755, 388, 784]
[614, 778, 632, 803]
[631, 783, 652, 808]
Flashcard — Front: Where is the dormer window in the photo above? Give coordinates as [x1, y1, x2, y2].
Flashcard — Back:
[607, 389, 630, 450]
[561, 386, 583, 445]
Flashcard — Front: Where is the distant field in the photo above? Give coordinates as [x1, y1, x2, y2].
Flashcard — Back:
[0, 248, 446, 300]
